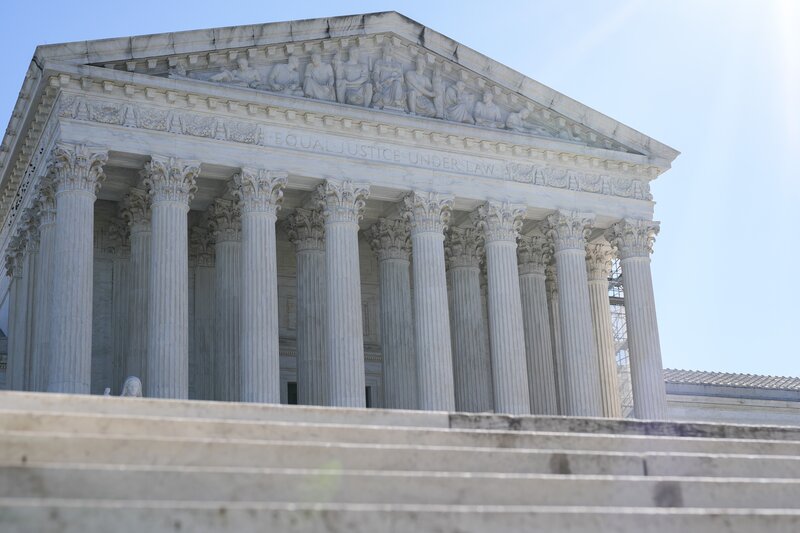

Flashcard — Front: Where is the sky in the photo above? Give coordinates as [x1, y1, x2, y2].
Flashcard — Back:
[1, 1, 797, 377]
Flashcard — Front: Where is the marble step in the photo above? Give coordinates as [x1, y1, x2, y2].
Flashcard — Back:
[2, 463, 800, 509]
[2, 499, 799, 533]
[2, 408, 800, 457]
[4, 390, 800, 441]
[2, 430, 799, 479]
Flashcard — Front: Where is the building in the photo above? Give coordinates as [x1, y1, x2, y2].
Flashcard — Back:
[0, 12, 679, 419]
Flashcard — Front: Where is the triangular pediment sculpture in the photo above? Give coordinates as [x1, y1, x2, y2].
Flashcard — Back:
[28, 12, 676, 161]
[92, 36, 633, 154]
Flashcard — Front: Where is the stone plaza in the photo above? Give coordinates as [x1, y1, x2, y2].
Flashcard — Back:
[0, 12, 676, 420]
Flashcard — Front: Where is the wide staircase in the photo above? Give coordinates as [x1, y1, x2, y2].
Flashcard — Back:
[0, 391, 799, 532]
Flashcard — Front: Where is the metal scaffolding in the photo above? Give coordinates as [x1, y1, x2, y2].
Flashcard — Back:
[609, 258, 634, 417]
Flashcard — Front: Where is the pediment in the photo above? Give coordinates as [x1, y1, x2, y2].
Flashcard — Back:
[32, 12, 678, 163]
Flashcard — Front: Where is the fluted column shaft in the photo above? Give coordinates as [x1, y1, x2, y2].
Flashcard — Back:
[545, 211, 602, 417]
[209, 199, 241, 402]
[6, 260, 25, 391]
[545, 264, 565, 414]
[235, 169, 286, 404]
[518, 235, 558, 415]
[446, 227, 492, 412]
[607, 219, 667, 420]
[144, 156, 199, 399]
[111, 247, 130, 393]
[404, 191, 455, 412]
[286, 209, 327, 406]
[190, 225, 215, 401]
[122, 188, 151, 386]
[477, 202, 530, 415]
[318, 180, 369, 407]
[48, 144, 107, 394]
[586, 243, 622, 418]
[367, 219, 417, 410]
[31, 191, 55, 392]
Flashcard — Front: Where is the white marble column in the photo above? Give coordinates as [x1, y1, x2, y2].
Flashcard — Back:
[285, 208, 327, 406]
[121, 187, 150, 387]
[317, 180, 369, 408]
[606, 219, 667, 420]
[109, 219, 130, 393]
[22, 225, 39, 391]
[208, 198, 241, 402]
[48, 144, 107, 394]
[545, 263, 565, 414]
[366, 218, 417, 410]
[518, 234, 559, 415]
[190, 226, 215, 400]
[142, 156, 199, 399]
[403, 191, 455, 412]
[544, 210, 602, 417]
[31, 179, 56, 392]
[586, 242, 622, 418]
[476, 202, 530, 415]
[445, 227, 493, 413]
[4, 243, 25, 391]
[233, 168, 287, 404]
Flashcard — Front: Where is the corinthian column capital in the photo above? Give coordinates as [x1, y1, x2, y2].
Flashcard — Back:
[284, 208, 325, 252]
[35, 171, 57, 227]
[190, 225, 215, 267]
[316, 179, 369, 224]
[52, 143, 108, 194]
[544, 210, 595, 252]
[142, 155, 200, 205]
[585, 241, 614, 281]
[120, 187, 152, 233]
[517, 234, 552, 275]
[445, 226, 483, 269]
[207, 198, 241, 243]
[366, 218, 411, 261]
[402, 191, 453, 235]
[475, 201, 525, 243]
[233, 168, 288, 214]
[605, 218, 660, 259]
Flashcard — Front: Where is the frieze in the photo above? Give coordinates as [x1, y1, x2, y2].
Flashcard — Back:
[56, 94, 652, 201]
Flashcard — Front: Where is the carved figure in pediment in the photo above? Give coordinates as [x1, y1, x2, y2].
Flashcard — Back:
[334, 48, 373, 107]
[474, 91, 504, 128]
[371, 44, 406, 110]
[168, 60, 194, 80]
[209, 57, 262, 88]
[444, 81, 474, 124]
[267, 56, 304, 96]
[303, 52, 336, 102]
[505, 108, 551, 136]
[405, 59, 438, 117]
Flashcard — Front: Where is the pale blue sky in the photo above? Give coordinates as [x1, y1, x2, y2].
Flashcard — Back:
[1, 1, 797, 377]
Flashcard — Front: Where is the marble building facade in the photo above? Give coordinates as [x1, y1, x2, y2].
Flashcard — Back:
[0, 12, 679, 419]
